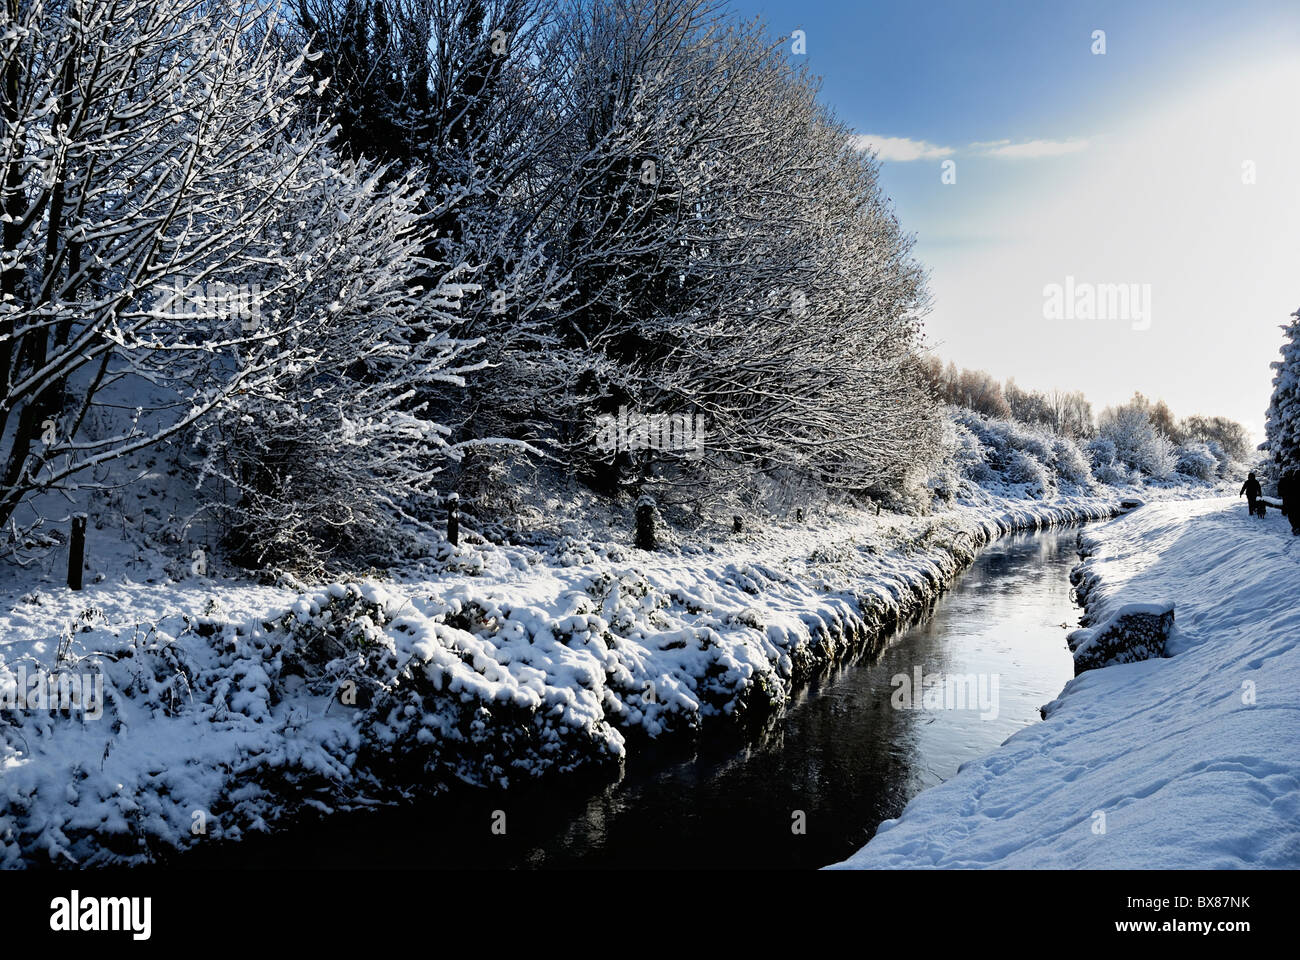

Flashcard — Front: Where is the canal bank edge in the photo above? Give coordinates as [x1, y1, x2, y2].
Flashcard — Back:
[0, 492, 1186, 867]
[830, 496, 1299, 869]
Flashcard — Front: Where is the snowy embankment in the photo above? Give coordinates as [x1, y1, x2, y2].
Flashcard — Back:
[831, 496, 1300, 869]
[0, 488, 1128, 867]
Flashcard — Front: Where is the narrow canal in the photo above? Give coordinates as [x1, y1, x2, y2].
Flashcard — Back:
[178, 525, 1083, 869]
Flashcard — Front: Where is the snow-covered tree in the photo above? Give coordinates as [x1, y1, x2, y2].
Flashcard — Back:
[1263, 307, 1300, 469]
[1179, 414, 1251, 464]
[290, 0, 567, 502]
[298, 0, 939, 505]
[1047, 389, 1095, 439]
[522, 0, 937, 498]
[190, 158, 481, 571]
[0, 0, 478, 560]
[1004, 380, 1053, 427]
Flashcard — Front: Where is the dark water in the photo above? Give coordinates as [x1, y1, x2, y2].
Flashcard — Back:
[179, 526, 1083, 870]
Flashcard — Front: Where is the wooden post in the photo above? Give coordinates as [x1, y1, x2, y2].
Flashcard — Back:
[68, 514, 86, 591]
[732, 515, 743, 534]
[635, 496, 656, 550]
[446, 493, 460, 546]
[795, 508, 804, 523]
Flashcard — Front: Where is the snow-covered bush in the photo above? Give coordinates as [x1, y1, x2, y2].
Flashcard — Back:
[1097, 401, 1177, 479]
[1175, 441, 1218, 481]
[1011, 425, 1055, 466]
[961, 413, 1012, 472]
[956, 422, 994, 481]
[1140, 435, 1177, 480]
[1087, 436, 1117, 468]
[1086, 437, 1138, 489]
[1205, 439, 1228, 477]
[1090, 456, 1130, 487]
[927, 414, 989, 499]
[1006, 450, 1050, 497]
[945, 407, 1086, 495]
[1051, 436, 1094, 489]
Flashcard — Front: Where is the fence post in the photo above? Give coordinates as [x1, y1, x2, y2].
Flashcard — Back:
[447, 493, 460, 546]
[68, 514, 87, 591]
[732, 515, 743, 534]
[795, 508, 804, 523]
[635, 496, 656, 550]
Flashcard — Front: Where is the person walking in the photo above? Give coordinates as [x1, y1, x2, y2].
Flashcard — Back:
[1240, 471, 1263, 517]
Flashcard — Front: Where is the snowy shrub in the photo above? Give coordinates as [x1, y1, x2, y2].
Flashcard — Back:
[1051, 437, 1094, 489]
[926, 414, 986, 500]
[1144, 435, 1177, 480]
[1205, 439, 1228, 477]
[1097, 402, 1177, 478]
[923, 384, 1221, 495]
[1087, 436, 1117, 469]
[951, 408, 1068, 494]
[1086, 439, 1127, 486]
[1202, 439, 1248, 480]
[955, 410, 1011, 471]
[1010, 425, 1056, 466]
[192, 160, 481, 573]
[1098, 459, 1137, 486]
[1175, 442, 1218, 481]
[958, 432, 995, 483]
[1006, 450, 1050, 496]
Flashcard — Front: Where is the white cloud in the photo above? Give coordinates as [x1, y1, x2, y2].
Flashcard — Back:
[978, 137, 1091, 159]
[851, 134, 954, 162]
[853, 133, 1091, 163]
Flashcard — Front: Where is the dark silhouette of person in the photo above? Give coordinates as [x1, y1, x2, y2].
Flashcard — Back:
[1240, 472, 1262, 516]
[1280, 469, 1300, 534]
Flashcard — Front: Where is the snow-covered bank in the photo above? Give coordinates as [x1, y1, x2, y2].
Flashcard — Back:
[831, 497, 1300, 869]
[0, 489, 1134, 867]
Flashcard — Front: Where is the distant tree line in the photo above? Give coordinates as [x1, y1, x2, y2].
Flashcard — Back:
[919, 356, 1253, 483]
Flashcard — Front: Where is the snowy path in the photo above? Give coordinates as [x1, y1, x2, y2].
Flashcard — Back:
[831, 497, 1300, 869]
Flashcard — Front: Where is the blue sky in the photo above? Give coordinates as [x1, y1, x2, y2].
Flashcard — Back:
[730, 0, 1300, 438]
